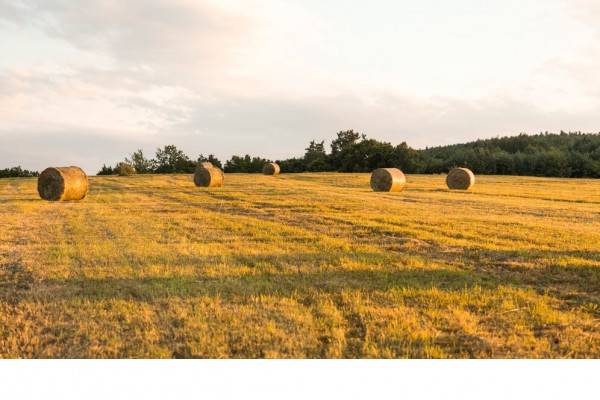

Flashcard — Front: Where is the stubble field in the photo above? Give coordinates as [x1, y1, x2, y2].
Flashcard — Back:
[0, 173, 599, 358]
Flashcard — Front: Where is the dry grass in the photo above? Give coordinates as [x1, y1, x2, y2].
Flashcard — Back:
[1, 173, 599, 358]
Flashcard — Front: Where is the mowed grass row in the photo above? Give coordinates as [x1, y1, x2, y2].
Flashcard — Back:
[0, 173, 599, 358]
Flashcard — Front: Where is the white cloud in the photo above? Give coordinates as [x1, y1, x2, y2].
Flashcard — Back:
[0, 0, 598, 172]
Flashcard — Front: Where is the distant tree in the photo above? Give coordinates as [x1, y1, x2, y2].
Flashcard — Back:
[393, 142, 425, 172]
[197, 154, 223, 169]
[0, 166, 39, 178]
[115, 162, 136, 176]
[224, 155, 269, 173]
[278, 157, 306, 173]
[152, 145, 195, 173]
[97, 164, 115, 176]
[305, 140, 326, 161]
[493, 151, 515, 175]
[330, 130, 364, 154]
[304, 140, 329, 171]
[94, 131, 600, 178]
[127, 150, 152, 174]
[420, 131, 600, 177]
[330, 130, 364, 170]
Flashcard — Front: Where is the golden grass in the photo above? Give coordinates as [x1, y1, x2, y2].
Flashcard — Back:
[1, 173, 599, 358]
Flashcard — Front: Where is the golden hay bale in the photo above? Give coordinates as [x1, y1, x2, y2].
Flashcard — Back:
[196, 162, 224, 182]
[198, 161, 214, 169]
[370, 168, 406, 192]
[194, 164, 224, 187]
[263, 162, 280, 175]
[446, 167, 475, 190]
[37, 166, 88, 201]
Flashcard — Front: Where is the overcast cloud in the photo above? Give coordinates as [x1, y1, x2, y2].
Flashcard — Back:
[1, 0, 599, 173]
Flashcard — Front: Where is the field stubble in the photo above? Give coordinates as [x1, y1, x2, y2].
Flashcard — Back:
[0, 173, 599, 358]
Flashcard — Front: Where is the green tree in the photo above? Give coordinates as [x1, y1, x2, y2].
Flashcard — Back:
[97, 164, 115, 175]
[224, 155, 269, 173]
[304, 140, 329, 171]
[197, 154, 223, 169]
[152, 145, 195, 173]
[0, 166, 39, 178]
[330, 130, 365, 170]
[330, 130, 364, 154]
[115, 162, 136, 176]
[126, 150, 152, 174]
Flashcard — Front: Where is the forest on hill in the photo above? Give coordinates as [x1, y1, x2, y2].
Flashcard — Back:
[108, 131, 600, 178]
[272, 131, 600, 177]
[3, 131, 600, 178]
[419, 131, 600, 177]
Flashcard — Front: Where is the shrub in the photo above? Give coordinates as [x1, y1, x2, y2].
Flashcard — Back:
[116, 162, 136, 176]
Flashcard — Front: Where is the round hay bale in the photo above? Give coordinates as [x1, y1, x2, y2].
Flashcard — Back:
[198, 161, 214, 169]
[196, 161, 226, 176]
[370, 168, 406, 192]
[38, 166, 88, 201]
[446, 167, 475, 190]
[263, 162, 280, 176]
[195, 162, 224, 181]
[194, 165, 224, 187]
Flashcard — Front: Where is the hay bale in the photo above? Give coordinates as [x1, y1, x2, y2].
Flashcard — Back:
[446, 167, 475, 190]
[37, 166, 88, 201]
[370, 168, 406, 192]
[263, 162, 280, 176]
[194, 164, 224, 187]
[196, 161, 224, 182]
[198, 161, 214, 169]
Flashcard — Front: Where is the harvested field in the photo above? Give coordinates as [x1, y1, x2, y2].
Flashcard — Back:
[0, 173, 599, 358]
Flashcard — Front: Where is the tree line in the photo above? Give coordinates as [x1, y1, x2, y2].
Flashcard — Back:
[97, 146, 223, 176]
[420, 131, 600, 177]
[100, 130, 600, 178]
[0, 166, 39, 178]
[2, 131, 599, 178]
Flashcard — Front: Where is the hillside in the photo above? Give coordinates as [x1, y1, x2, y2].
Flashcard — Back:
[1, 173, 599, 357]
[420, 132, 600, 177]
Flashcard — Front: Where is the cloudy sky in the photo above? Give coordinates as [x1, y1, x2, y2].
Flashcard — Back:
[1, 0, 599, 173]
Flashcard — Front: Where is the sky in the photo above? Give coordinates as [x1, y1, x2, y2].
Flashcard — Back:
[1, 0, 599, 173]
